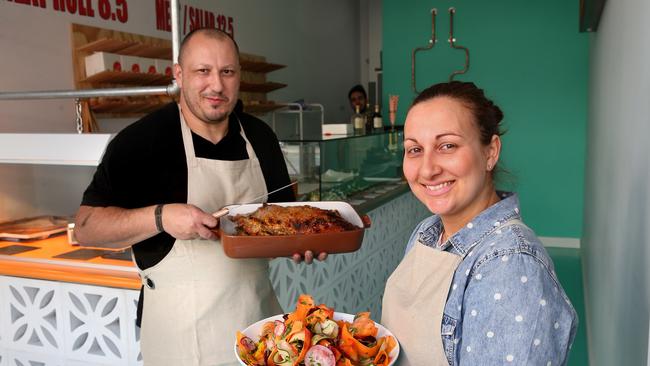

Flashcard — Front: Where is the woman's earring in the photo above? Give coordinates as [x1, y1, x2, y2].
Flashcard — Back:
[487, 163, 493, 171]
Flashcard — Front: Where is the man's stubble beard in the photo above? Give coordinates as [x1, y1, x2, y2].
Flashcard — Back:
[182, 93, 233, 125]
[203, 105, 230, 125]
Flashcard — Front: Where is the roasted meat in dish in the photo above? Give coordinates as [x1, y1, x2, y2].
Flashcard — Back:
[229, 204, 357, 236]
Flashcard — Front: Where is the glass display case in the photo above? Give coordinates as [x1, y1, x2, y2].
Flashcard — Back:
[279, 129, 405, 208]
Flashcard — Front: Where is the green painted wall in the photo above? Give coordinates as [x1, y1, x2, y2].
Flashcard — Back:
[382, 0, 588, 238]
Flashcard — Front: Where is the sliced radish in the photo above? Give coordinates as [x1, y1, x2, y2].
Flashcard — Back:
[274, 320, 286, 337]
[239, 336, 256, 352]
[304, 345, 336, 366]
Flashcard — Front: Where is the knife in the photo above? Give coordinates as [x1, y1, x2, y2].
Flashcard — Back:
[211, 181, 298, 219]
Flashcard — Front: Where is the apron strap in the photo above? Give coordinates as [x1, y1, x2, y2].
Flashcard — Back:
[232, 111, 257, 159]
[178, 104, 198, 168]
[178, 106, 258, 168]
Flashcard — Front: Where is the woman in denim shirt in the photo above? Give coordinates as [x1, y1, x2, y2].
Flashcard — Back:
[381, 82, 577, 366]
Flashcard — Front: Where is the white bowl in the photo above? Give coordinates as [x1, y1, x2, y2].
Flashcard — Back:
[235, 312, 400, 365]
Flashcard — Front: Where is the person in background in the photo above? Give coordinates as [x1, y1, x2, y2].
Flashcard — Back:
[348, 84, 368, 114]
[381, 81, 577, 365]
[74, 28, 324, 366]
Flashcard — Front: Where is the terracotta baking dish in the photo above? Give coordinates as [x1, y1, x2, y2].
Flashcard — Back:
[219, 201, 371, 258]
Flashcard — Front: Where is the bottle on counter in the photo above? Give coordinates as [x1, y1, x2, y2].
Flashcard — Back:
[372, 104, 383, 131]
[352, 105, 365, 134]
[365, 103, 374, 133]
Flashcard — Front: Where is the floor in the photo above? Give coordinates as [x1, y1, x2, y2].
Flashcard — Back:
[547, 247, 589, 366]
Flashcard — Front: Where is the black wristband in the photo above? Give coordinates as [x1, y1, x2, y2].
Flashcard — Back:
[154, 204, 165, 233]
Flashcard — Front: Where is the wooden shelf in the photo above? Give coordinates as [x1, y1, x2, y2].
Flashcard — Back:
[77, 38, 172, 58]
[78, 42, 279, 72]
[81, 70, 171, 85]
[72, 24, 176, 130]
[71, 24, 288, 127]
[240, 81, 287, 93]
[89, 97, 173, 114]
[240, 60, 286, 73]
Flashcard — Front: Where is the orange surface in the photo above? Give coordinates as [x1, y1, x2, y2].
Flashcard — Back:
[0, 235, 140, 289]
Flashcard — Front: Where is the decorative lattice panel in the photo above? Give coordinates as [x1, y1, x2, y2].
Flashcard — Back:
[1, 350, 64, 366]
[0, 277, 140, 366]
[2, 277, 63, 357]
[124, 290, 142, 366]
[60, 283, 129, 364]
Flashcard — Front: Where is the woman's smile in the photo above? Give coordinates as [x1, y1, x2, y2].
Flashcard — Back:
[422, 180, 455, 196]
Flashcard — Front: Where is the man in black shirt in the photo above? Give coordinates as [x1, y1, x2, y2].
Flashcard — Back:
[75, 28, 322, 365]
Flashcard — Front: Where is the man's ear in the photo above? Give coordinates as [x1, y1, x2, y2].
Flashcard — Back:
[173, 63, 182, 88]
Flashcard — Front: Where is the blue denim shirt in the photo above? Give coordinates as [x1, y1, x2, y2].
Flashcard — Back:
[404, 192, 578, 366]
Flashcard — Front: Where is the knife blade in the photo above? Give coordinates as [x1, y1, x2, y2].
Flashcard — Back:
[212, 181, 297, 219]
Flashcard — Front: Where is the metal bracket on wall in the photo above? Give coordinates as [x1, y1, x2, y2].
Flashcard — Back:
[411, 8, 437, 94]
[448, 7, 470, 81]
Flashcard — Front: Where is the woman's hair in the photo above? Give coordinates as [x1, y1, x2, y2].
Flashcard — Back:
[412, 81, 505, 145]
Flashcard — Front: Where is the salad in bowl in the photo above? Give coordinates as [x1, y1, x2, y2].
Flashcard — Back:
[235, 294, 399, 366]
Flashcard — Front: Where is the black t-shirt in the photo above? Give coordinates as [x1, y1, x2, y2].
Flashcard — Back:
[81, 102, 294, 269]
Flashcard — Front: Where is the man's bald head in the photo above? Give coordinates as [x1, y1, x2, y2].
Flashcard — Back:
[177, 28, 240, 66]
